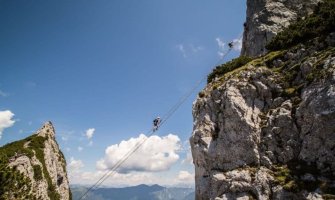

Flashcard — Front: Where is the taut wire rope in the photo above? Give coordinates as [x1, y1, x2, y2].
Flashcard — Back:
[78, 35, 242, 200]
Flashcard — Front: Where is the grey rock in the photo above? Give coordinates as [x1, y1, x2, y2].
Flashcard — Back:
[7, 122, 70, 200]
[241, 0, 321, 57]
[191, 46, 335, 199]
[301, 173, 316, 182]
[304, 192, 323, 200]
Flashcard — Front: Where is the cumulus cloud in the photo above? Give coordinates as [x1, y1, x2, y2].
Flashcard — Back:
[68, 170, 155, 187]
[180, 140, 193, 165]
[177, 170, 194, 182]
[68, 157, 84, 171]
[182, 150, 193, 165]
[97, 134, 181, 173]
[85, 128, 95, 139]
[0, 110, 15, 139]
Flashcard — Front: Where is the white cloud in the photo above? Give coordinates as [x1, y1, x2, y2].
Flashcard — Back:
[86, 128, 95, 140]
[68, 170, 157, 187]
[68, 157, 84, 171]
[177, 43, 203, 58]
[179, 140, 193, 165]
[216, 37, 225, 49]
[0, 110, 15, 139]
[78, 146, 83, 152]
[232, 37, 243, 51]
[183, 150, 193, 165]
[216, 36, 243, 57]
[68, 169, 194, 187]
[97, 134, 181, 173]
[177, 44, 186, 58]
[177, 170, 194, 183]
[216, 37, 226, 58]
[88, 141, 93, 146]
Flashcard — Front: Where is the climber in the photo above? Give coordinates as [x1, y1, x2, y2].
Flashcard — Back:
[228, 42, 234, 49]
[153, 117, 161, 132]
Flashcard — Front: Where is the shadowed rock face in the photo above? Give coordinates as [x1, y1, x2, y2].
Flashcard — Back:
[241, 0, 321, 57]
[191, 33, 335, 199]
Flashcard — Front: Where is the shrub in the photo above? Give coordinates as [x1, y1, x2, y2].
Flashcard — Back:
[33, 165, 43, 181]
[198, 91, 205, 98]
[207, 56, 252, 83]
[266, 0, 335, 51]
[0, 134, 61, 200]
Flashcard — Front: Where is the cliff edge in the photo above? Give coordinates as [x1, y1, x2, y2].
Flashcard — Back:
[191, 1, 335, 199]
[0, 122, 71, 200]
[241, 0, 321, 57]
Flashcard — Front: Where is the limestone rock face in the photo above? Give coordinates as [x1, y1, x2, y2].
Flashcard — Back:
[39, 122, 70, 200]
[190, 34, 335, 199]
[241, 0, 321, 57]
[1, 122, 71, 200]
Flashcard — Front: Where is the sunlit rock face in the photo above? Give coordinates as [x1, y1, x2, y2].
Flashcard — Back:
[1, 122, 71, 200]
[190, 32, 335, 199]
[241, 0, 321, 57]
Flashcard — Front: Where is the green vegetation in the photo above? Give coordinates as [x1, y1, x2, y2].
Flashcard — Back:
[249, 51, 285, 68]
[207, 0, 335, 85]
[198, 91, 206, 98]
[33, 165, 43, 181]
[207, 56, 252, 83]
[283, 87, 297, 97]
[323, 194, 335, 200]
[273, 162, 335, 196]
[0, 166, 34, 199]
[0, 134, 63, 200]
[266, 0, 335, 51]
[275, 47, 334, 101]
[304, 47, 335, 83]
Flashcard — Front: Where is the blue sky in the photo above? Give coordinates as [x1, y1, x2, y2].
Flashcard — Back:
[0, 0, 246, 187]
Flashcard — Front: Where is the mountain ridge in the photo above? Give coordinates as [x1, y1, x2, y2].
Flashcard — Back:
[71, 184, 195, 200]
[0, 122, 71, 200]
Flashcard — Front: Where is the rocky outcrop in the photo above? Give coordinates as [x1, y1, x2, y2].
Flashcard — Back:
[0, 122, 71, 200]
[241, 0, 321, 57]
[190, 33, 335, 199]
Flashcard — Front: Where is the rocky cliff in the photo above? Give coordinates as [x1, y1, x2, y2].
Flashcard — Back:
[241, 0, 321, 57]
[0, 122, 71, 200]
[190, 1, 335, 199]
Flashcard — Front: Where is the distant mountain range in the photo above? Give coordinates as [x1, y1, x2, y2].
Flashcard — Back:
[71, 184, 195, 200]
